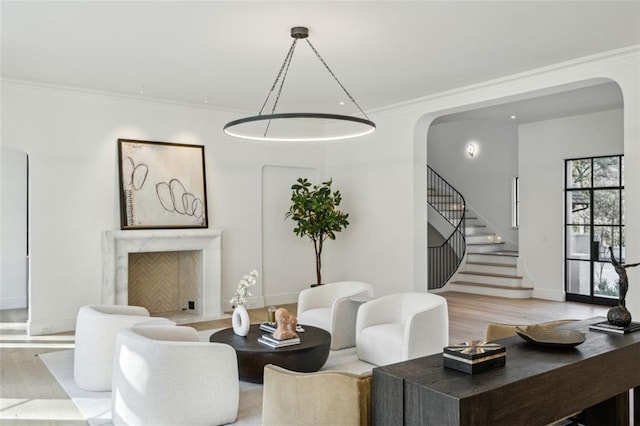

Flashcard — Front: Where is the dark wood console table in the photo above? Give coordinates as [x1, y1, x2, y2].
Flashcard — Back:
[373, 317, 640, 425]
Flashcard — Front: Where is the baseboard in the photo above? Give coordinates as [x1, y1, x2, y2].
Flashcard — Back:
[28, 317, 76, 336]
[0, 296, 28, 310]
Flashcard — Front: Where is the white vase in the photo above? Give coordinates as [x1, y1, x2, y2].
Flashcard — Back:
[232, 304, 250, 336]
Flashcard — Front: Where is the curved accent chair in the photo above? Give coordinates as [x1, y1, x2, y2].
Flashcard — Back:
[262, 364, 372, 426]
[355, 292, 449, 366]
[484, 319, 578, 342]
[297, 281, 374, 350]
[73, 304, 174, 391]
[112, 326, 239, 426]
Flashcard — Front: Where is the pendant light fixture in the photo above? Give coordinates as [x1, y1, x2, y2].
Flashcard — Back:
[223, 26, 376, 142]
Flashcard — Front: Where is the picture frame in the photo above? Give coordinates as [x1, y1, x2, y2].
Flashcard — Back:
[118, 139, 208, 230]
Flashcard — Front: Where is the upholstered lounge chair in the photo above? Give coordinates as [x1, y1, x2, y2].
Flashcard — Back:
[297, 281, 374, 350]
[356, 292, 449, 366]
[262, 364, 372, 426]
[111, 325, 239, 426]
[73, 304, 174, 391]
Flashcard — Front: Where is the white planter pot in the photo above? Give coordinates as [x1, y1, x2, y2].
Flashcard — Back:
[232, 304, 250, 336]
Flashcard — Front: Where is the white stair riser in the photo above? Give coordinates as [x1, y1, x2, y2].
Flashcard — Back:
[467, 244, 505, 253]
[465, 263, 517, 275]
[466, 253, 517, 266]
[465, 226, 487, 235]
[449, 283, 533, 299]
[466, 234, 500, 244]
[456, 272, 523, 287]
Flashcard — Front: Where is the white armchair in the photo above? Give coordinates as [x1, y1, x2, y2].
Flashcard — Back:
[73, 304, 174, 391]
[356, 292, 448, 366]
[297, 281, 374, 350]
[111, 326, 239, 426]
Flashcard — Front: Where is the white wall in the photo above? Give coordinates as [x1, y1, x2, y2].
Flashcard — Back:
[332, 47, 640, 316]
[519, 109, 624, 300]
[427, 120, 519, 247]
[0, 147, 29, 309]
[2, 46, 639, 334]
[0, 82, 326, 334]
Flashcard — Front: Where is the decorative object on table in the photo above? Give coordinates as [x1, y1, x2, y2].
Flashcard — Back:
[607, 246, 640, 327]
[514, 324, 586, 347]
[267, 306, 277, 326]
[230, 269, 258, 336]
[222, 26, 375, 143]
[285, 177, 349, 286]
[272, 308, 299, 340]
[258, 333, 301, 349]
[443, 341, 505, 374]
[589, 320, 640, 334]
[260, 322, 305, 334]
[118, 139, 208, 230]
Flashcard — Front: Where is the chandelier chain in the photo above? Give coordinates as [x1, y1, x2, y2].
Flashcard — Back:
[259, 39, 298, 116]
[304, 39, 371, 120]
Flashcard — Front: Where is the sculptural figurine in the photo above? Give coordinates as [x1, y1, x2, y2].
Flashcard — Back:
[608, 246, 640, 327]
[272, 307, 299, 340]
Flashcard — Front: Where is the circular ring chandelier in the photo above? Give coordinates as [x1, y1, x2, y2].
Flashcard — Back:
[223, 26, 376, 142]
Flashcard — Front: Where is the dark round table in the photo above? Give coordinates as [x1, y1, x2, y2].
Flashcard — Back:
[210, 324, 331, 383]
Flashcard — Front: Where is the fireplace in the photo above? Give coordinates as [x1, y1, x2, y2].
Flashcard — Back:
[102, 229, 223, 320]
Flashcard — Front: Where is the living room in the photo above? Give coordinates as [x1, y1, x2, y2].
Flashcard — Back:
[1, 1, 640, 424]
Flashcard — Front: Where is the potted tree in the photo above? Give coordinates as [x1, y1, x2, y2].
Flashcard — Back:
[285, 177, 349, 286]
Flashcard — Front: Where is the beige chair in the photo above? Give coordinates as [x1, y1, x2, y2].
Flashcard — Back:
[356, 292, 448, 366]
[484, 319, 578, 341]
[73, 304, 174, 391]
[112, 325, 239, 426]
[262, 364, 372, 426]
[297, 281, 374, 350]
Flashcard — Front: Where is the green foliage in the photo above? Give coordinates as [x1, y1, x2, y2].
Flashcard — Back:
[285, 177, 349, 285]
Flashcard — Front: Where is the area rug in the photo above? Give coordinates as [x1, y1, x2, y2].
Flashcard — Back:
[38, 330, 373, 425]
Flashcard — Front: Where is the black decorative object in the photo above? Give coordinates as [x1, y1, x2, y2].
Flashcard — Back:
[443, 341, 505, 374]
[608, 246, 640, 327]
[223, 26, 375, 142]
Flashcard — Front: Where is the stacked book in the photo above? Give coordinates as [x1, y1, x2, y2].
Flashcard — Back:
[258, 333, 301, 349]
[443, 341, 506, 374]
[259, 322, 305, 333]
[588, 321, 640, 334]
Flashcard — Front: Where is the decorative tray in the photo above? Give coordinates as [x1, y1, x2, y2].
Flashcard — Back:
[515, 325, 586, 347]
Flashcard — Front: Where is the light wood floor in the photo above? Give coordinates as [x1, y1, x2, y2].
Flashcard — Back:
[0, 292, 609, 425]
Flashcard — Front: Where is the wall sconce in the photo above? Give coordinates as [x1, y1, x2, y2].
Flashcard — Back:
[466, 143, 478, 158]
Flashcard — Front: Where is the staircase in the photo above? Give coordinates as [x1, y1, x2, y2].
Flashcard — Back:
[448, 214, 533, 298]
[427, 166, 532, 298]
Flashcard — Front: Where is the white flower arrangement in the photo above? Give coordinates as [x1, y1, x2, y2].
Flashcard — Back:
[230, 269, 258, 307]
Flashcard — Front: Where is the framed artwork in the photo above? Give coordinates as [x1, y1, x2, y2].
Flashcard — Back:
[118, 139, 208, 229]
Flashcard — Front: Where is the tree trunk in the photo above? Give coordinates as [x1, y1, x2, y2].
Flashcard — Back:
[314, 238, 323, 286]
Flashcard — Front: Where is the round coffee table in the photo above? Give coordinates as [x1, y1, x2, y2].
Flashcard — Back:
[210, 324, 331, 383]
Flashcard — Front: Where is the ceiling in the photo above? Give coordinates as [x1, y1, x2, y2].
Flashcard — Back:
[2, 1, 639, 118]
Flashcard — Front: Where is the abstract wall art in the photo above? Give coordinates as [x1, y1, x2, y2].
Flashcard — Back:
[118, 139, 208, 229]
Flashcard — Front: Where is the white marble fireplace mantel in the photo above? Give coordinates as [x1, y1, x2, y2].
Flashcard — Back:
[102, 228, 223, 318]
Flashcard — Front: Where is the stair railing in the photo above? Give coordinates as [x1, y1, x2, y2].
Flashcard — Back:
[427, 166, 466, 289]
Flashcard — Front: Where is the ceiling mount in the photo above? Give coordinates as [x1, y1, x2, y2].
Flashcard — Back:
[223, 26, 376, 142]
[290, 26, 309, 39]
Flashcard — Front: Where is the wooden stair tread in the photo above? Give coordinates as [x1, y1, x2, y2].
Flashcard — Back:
[458, 271, 523, 279]
[466, 261, 515, 268]
[450, 281, 533, 291]
[467, 241, 506, 246]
